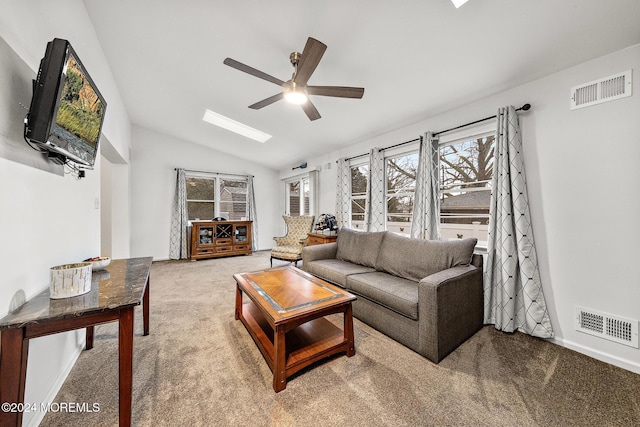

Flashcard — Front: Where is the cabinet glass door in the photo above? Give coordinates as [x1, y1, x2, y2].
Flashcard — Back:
[235, 225, 248, 242]
[199, 226, 214, 244]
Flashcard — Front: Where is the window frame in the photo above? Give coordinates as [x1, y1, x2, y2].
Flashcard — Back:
[349, 160, 368, 229]
[385, 150, 419, 235]
[185, 172, 248, 222]
[437, 123, 496, 247]
[285, 175, 311, 216]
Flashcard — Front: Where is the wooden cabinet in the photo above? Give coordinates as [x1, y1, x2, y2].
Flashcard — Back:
[190, 221, 252, 261]
[307, 233, 338, 246]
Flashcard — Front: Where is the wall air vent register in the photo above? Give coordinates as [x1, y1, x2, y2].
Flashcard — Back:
[575, 306, 639, 348]
[570, 69, 632, 110]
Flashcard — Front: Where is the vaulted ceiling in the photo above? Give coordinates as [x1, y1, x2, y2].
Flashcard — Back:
[84, 0, 640, 170]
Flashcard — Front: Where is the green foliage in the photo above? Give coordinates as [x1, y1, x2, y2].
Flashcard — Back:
[350, 166, 368, 195]
[62, 69, 83, 102]
[57, 66, 103, 144]
[56, 102, 101, 144]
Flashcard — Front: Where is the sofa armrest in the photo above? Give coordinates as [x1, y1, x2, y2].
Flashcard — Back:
[417, 264, 484, 362]
[302, 242, 338, 264]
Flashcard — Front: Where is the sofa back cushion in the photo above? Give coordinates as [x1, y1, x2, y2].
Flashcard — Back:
[375, 233, 477, 282]
[336, 228, 386, 268]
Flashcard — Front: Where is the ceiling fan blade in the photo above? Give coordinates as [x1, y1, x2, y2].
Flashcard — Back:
[301, 100, 321, 121]
[223, 58, 284, 86]
[306, 86, 365, 99]
[248, 93, 283, 109]
[294, 37, 327, 86]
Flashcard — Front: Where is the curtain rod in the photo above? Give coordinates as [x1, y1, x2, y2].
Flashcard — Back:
[339, 136, 422, 163]
[432, 103, 531, 137]
[174, 168, 254, 178]
[336, 103, 531, 164]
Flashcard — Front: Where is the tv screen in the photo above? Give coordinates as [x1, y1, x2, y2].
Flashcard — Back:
[26, 38, 107, 167]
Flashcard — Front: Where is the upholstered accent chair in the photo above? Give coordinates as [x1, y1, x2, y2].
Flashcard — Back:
[271, 215, 315, 267]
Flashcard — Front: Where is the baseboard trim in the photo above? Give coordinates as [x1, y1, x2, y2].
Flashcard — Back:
[550, 336, 640, 374]
[24, 338, 84, 427]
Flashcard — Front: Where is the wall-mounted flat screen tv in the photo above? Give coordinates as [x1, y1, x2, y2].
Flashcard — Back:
[25, 38, 107, 167]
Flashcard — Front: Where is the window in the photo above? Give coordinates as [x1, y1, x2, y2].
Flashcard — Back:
[219, 179, 247, 220]
[286, 177, 310, 216]
[343, 129, 494, 242]
[439, 133, 495, 244]
[350, 164, 368, 228]
[386, 152, 418, 235]
[186, 175, 247, 221]
[186, 177, 215, 221]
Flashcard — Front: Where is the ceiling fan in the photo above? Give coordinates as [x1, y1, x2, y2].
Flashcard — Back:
[223, 37, 364, 121]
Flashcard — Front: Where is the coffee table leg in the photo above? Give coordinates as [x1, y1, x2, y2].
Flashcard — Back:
[345, 304, 355, 357]
[273, 324, 287, 392]
[235, 285, 242, 320]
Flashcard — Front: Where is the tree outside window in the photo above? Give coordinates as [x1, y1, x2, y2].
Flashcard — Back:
[350, 165, 368, 228]
[386, 153, 418, 234]
[344, 133, 494, 240]
[439, 134, 494, 243]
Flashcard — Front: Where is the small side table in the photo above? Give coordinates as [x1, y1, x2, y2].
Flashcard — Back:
[0, 257, 152, 427]
[307, 233, 338, 246]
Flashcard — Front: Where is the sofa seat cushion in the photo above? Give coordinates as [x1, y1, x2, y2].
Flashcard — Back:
[336, 228, 386, 268]
[304, 259, 375, 288]
[376, 233, 477, 282]
[346, 272, 419, 320]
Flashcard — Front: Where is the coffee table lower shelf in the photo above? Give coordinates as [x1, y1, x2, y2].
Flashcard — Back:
[239, 301, 352, 390]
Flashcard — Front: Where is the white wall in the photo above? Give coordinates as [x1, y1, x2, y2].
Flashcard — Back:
[100, 154, 114, 256]
[289, 45, 640, 373]
[129, 125, 280, 259]
[0, 2, 131, 426]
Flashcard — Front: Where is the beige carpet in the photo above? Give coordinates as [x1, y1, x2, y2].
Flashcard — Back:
[42, 251, 640, 426]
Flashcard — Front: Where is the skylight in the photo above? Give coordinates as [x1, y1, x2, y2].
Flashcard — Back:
[451, 0, 470, 8]
[202, 109, 272, 143]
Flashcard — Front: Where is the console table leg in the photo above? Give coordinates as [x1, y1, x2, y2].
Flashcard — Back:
[118, 308, 134, 427]
[273, 325, 287, 392]
[143, 277, 150, 336]
[0, 327, 29, 427]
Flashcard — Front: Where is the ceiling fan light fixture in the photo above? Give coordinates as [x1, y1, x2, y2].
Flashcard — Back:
[284, 81, 308, 105]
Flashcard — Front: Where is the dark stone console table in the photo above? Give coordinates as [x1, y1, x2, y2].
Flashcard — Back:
[0, 257, 152, 427]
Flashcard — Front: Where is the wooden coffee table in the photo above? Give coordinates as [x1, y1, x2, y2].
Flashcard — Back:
[234, 266, 356, 392]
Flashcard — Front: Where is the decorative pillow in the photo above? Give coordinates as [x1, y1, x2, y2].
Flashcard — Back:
[336, 228, 386, 268]
[375, 233, 477, 282]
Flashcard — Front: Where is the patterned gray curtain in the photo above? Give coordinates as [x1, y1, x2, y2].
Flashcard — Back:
[411, 132, 440, 240]
[247, 175, 259, 251]
[365, 147, 385, 232]
[335, 158, 351, 229]
[169, 168, 188, 259]
[484, 106, 553, 338]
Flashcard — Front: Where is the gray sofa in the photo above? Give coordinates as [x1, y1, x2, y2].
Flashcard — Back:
[302, 228, 483, 363]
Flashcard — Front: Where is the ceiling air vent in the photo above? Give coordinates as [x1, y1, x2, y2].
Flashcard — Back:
[570, 69, 632, 110]
[575, 306, 639, 348]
